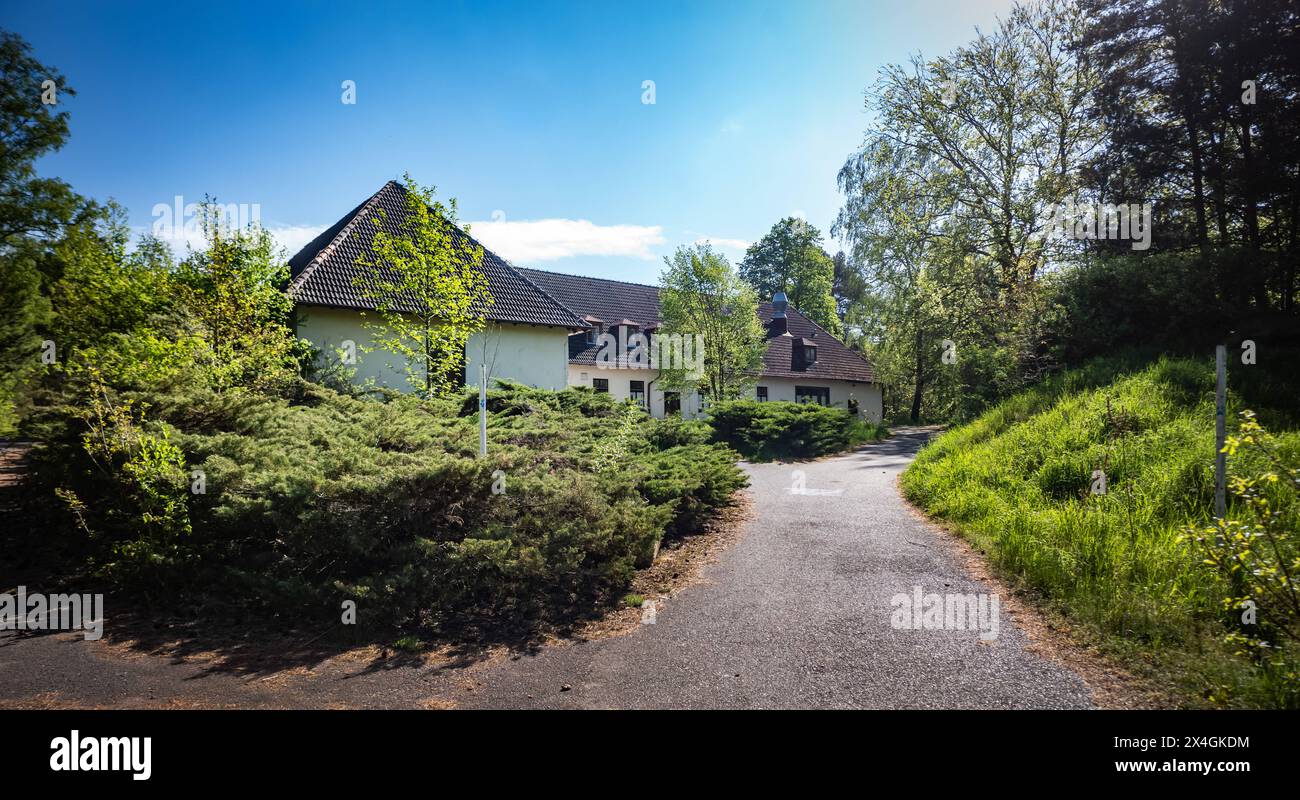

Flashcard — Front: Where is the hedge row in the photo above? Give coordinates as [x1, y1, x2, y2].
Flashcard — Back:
[707, 400, 886, 461]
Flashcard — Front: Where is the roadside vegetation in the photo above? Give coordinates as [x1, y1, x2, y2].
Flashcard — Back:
[708, 400, 887, 461]
[17, 375, 745, 638]
[903, 355, 1300, 707]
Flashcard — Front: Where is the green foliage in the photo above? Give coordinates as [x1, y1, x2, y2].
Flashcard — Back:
[739, 218, 842, 335]
[353, 174, 491, 398]
[658, 243, 766, 400]
[591, 402, 646, 472]
[0, 248, 47, 434]
[902, 356, 1300, 707]
[1183, 412, 1300, 706]
[707, 400, 886, 461]
[48, 370, 192, 592]
[0, 29, 94, 433]
[638, 443, 749, 538]
[0, 30, 88, 245]
[642, 417, 713, 449]
[29, 378, 745, 637]
[176, 202, 307, 394]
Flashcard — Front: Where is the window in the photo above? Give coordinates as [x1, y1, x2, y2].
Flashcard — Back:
[803, 345, 817, 363]
[630, 380, 646, 407]
[795, 386, 830, 406]
[592, 378, 609, 393]
[585, 328, 595, 344]
[756, 386, 768, 402]
[663, 391, 681, 416]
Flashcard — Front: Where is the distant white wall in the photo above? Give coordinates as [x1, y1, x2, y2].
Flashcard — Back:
[296, 304, 410, 390]
[468, 324, 570, 391]
[566, 365, 711, 419]
[563, 365, 879, 422]
[295, 304, 569, 392]
[747, 376, 883, 424]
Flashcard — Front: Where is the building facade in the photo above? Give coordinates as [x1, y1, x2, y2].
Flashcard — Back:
[288, 181, 882, 422]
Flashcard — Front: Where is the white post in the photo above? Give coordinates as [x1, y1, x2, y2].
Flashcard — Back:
[479, 362, 487, 457]
[1215, 344, 1226, 521]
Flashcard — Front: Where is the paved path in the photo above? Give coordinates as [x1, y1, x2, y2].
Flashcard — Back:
[0, 429, 1094, 709]
[454, 427, 1093, 709]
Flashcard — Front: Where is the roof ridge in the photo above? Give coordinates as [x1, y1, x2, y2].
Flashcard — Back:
[287, 181, 395, 295]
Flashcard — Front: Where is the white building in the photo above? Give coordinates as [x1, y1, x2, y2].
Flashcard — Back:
[288, 181, 882, 423]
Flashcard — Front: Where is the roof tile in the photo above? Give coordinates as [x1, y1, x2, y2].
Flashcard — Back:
[287, 181, 586, 329]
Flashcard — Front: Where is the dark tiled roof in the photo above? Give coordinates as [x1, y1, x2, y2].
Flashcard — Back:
[515, 268, 875, 382]
[287, 181, 586, 329]
[516, 268, 663, 329]
[757, 303, 875, 383]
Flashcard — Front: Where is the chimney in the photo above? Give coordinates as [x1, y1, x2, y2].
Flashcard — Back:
[769, 291, 789, 335]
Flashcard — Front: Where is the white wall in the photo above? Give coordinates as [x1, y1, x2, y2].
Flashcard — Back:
[564, 365, 880, 422]
[747, 376, 883, 423]
[467, 324, 570, 390]
[296, 304, 881, 421]
[565, 365, 711, 419]
[296, 304, 410, 390]
[296, 304, 569, 392]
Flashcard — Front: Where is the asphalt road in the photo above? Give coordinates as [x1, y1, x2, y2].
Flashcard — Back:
[0, 429, 1095, 709]
[454, 427, 1094, 709]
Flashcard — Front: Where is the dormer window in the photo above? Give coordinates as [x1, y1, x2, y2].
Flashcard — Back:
[611, 318, 639, 349]
[804, 345, 817, 363]
[581, 315, 604, 345]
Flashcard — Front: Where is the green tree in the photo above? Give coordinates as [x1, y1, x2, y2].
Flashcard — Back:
[176, 201, 305, 393]
[739, 218, 842, 335]
[0, 30, 90, 246]
[0, 29, 95, 433]
[353, 175, 492, 398]
[659, 244, 766, 401]
[836, 0, 1100, 419]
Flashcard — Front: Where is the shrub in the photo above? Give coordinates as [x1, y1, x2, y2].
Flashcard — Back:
[707, 400, 884, 461]
[637, 443, 748, 538]
[622, 593, 646, 608]
[41, 370, 192, 593]
[27, 378, 746, 638]
[1183, 412, 1300, 706]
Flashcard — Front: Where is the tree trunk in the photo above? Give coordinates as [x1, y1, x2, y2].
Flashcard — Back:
[1184, 110, 1210, 252]
[910, 328, 925, 424]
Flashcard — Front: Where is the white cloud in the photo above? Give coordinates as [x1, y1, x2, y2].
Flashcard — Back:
[268, 225, 328, 257]
[694, 236, 749, 251]
[466, 218, 665, 262]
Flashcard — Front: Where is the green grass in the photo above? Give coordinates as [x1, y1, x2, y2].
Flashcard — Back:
[621, 593, 646, 608]
[901, 355, 1300, 708]
[392, 635, 424, 653]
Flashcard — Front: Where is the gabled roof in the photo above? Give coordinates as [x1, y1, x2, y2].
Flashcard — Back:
[287, 181, 586, 329]
[757, 302, 875, 383]
[514, 268, 876, 382]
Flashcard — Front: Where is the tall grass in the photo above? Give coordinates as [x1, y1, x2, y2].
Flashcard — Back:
[902, 355, 1300, 707]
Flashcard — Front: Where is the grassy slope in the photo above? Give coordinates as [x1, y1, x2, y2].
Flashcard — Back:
[901, 355, 1300, 707]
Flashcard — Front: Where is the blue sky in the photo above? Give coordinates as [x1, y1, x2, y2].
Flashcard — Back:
[9, 0, 1015, 284]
